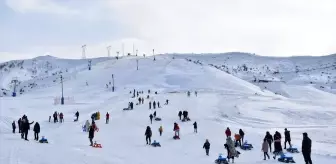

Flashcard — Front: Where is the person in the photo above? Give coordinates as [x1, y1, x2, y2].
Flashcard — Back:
[262, 138, 270, 160]
[75, 111, 79, 121]
[88, 125, 95, 146]
[138, 97, 141, 104]
[195, 91, 197, 96]
[49, 116, 51, 122]
[239, 129, 245, 143]
[284, 128, 291, 149]
[178, 111, 182, 120]
[273, 131, 283, 159]
[264, 131, 273, 152]
[18, 118, 22, 133]
[59, 112, 64, 123]
[153, 111, 157, 118]
[106, 112, 110, 124]
[12, 121, 16, 133]
[203, 139, 210, 156]
[21, 117, 34, 141]
[302, 132, 312, 164]
[141, 97, 144, 104]
[145, 126, 152, 144]
[149, 114, 153, 124]
[153, 101, 156, 109]
[234, 134, 241, 146]
[193, 121, 197, 133]
[182, 111, 187, 120]
[158, 102, 160, 108]
[165, 99, 169, 105]
[174, 122, 180, 137]
[158, 126, 163, 136]
[33, 122, 40, 141]
[53, 112, 57, 123]
[225, 127, 231, 138]
[149, 101, 152, 109]
[226, 136, 238, 163]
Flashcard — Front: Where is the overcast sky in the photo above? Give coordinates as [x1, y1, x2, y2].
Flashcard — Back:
[1, 0, 336, 62]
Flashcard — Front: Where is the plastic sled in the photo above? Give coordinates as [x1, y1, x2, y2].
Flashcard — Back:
[278, 153, 295, 163]
[286, 147, 299, 153]
[151, 140, 161, 147]
[154, 117, 162, 121]
[93, 143, 102, 148]
[173, 135, 180, 140]
[214, 154, 229, 164]
[240, 142, 253, 150]
[39, 136, 48, 143]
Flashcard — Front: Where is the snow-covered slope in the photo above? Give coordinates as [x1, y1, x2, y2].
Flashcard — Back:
[0, 55, 335, 164]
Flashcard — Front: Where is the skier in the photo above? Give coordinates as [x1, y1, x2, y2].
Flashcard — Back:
[264, 131, 273, 152]
[165, 99, 169, 105]
[178, 111, 182, 120]
[273, 131, 283, 159]
[302, 132, 312, 164]
[153, 111, 157, 118]
[158, 126, 163, 136]
[106, 112, 110, 124]
[12, 121, 16, 133]
[158, 101, 160, 108]
[262, 138, 270, 160]
[88, 125, 95, 146]
[173, 122, 180, 137]
[284, 128, 291, 149]
[33, 122, 40, 141]
[225, 127, 231, 138]
[239, 129, 245, 144]
[145, 126, 152, 145]
[203, 139, 210, 156]
[18, 118, 21, 133]
[226, 136, 239, 163]
[75, 111, 79, 121]
[149, 114, 153, 124]
[153, 101, 156, 109]
[149, 101, 152, 109]
[193, 121, 197, 133]
[59, 112, 64, 123]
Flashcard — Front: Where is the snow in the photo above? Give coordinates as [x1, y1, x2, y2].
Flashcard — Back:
[1, 55, 336, 164]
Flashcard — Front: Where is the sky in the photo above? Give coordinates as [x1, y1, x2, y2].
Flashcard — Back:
[0, 0, 336, 62]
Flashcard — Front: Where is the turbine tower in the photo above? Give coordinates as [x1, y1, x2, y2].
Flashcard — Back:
[107, 46, 111, 57]
[82, 45, 87, 59]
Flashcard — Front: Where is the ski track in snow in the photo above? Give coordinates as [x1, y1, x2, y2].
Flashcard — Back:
[1, 56, 336, 164]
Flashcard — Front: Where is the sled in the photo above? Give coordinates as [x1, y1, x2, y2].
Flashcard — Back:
[151, 140, 161, 147]
[286, 147, 299, 153]
[278, 153, 295, 163]
[240, 141, 253, 150]
[39, 136, 48, 143]
[123, 107, 132, 111]
[173, 135, 180, 140]
[93, 142, 102, 148]
[154, 117, 162, 121]
[181, 117, 191, 122]
[214, 154, 229, 164]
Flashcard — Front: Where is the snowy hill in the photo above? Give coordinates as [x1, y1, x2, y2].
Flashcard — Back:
[0, 55, 336, 164]
[172, 53, 336, 96]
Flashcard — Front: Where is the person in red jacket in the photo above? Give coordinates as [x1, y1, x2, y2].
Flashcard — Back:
[225, 127, 231, 138]
[174, 122, 180, 137]
[106, 112, 110, 124]
[59, 113, 64, 123]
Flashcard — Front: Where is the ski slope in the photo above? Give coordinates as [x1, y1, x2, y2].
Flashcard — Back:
[0, 56, 336, 164]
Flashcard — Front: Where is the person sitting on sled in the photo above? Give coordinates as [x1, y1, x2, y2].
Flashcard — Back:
[173, 122, 180, 137]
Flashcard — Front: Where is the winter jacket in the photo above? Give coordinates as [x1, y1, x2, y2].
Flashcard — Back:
[22, 119, 34, 131]
[18, 119, 21, 127]
[264, 133, 273, 143]
[262, 141, 269, 152]
[106, 113, 109, 119]
[174, 124, 180, 131]
[274, 133, 282, 152]
[234, 134, 241, 141]
[178, 111, 182, 117]
[226, 137, 238, 157]
[193, 122, 197, 129]
[33, 123, 40, 133]
[225, 128, 231, 136]
[145, 128, 152, 137]
[88, 126, 94, 139]
[12, 122, 16, 129]
[149, 114, 153, 119]
[203, 141, 210, 149]
[159, 126, 163, 132]
[60, 113, 63, 119]
[75, 112, 79, 117]
[302, 133, 311, 153]
[284, 130, 291, 140]
[239, 129, 245, 136]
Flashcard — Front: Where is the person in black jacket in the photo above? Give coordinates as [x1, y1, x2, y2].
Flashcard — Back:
[153, 111, 157, 118]
[18, 118, 21, 133]
[193, 121, 197, 133]
[75, 111, 79, 121]
[178, 111, 182, 120]
[145, 126, 152, 145]
[21, 118, 34, 141]
[203, 139, 210, 155]
[33, 122, 40, 141]
[284, 128, 291, 149]
[302, 132, 312, 164]
[153, 101, 156, 109]
[264, 131, 273, 152]
[12, 121, 16, 133]
[149, 114, 153, 124]
[89, 125, 95, 146]
[239, 129, 245, 143]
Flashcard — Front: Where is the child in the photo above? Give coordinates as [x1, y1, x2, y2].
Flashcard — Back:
[262, 139, 270, 160]
[203, 139, 210, 155]
[158, 126, 163, 136]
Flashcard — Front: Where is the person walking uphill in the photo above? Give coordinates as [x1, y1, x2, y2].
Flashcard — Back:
[203, 139, 210, 156]
[262, 139, 270, 160]
[149, 114, 153, 124]
[12, 121, 16, 133]
[284, 128, 291, 149]
[302, 132, 312, 164]
[106, 112, 110, 124]
[88, 125, 95, 146]
[145, 126, 152, 145]
[33, 122, 40, 141]
[225, 127, 231, 138]
[193, 121, 197, 133]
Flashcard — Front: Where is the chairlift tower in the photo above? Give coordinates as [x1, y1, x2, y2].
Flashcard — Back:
[60, 75, 64, 105]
